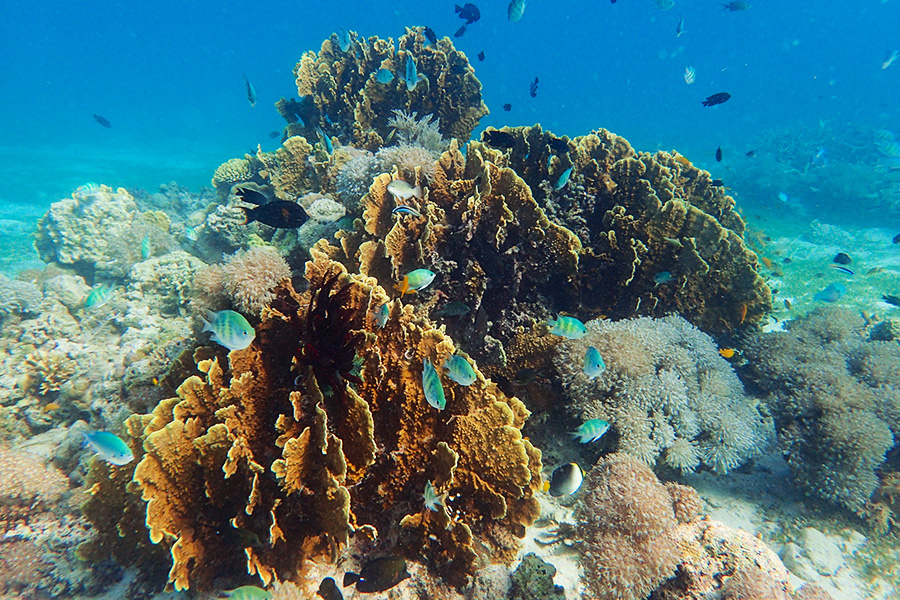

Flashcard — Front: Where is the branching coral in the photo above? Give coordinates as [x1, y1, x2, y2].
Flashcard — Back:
[741, 305, 900, 515]
[553, 315, 772, 474]
[387, 109, 447, 153]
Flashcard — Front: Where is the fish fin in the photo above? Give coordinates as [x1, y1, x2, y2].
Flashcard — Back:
[238, 205, 256, 225]
[202, 310, 216, 332]
[412, 185, 423, 199]
[343, 572, 360, 587]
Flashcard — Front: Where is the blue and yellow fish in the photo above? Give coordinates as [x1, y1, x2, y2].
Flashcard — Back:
[444, 354, 476, 386]
[571, 418, 610, 444]
[547, 315, 587, 339]
[422, 358, 446, 410]
[583, 346, 606, 378]
[372, 302, 390, 328]
[395, 268, 436, 297]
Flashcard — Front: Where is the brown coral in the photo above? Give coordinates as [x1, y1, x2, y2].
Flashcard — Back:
[222, 246, 292, 316]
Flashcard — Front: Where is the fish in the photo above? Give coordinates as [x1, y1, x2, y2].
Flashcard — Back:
[372, 303, 389, 328]
[833, 252, 852, 265]
[423, 480, 447, 511]
[814, 283, 847, 303]
[423, 358, 446, 410]
[336, 29, 351, 52]
[445, 354, 477, 386]
[718, 348, 736, 359]
[830, 265, 854, 276]
[547, 463, 583, 497]
[268, 131, 281, 139]
[43, 402, 61, 412]
[455, 3, 481, 24]
[883, 49, 899, 70]
[783, 257, 792, 264]
[316, 127, 334, 155]
[424, 26, 438, 45]
[547, 315, 587, 339]
[82, 431, 134, 466]
[455, 25, 467, 38]
[344, 557, 411, 593]
[883, 294, 900, 307]
[508, 0, 527, 22]
[387, 179, 423, 200]
[675, 16, 685, 37]
[553, 167, 574, 190]
[202, 309, 256, 351]
[93, 114, 112, 128]
[240, 201, 309, 229]
[702, 92, 731, 107]
[141, 235, 151, 260]
[583, 346, 606, 378]
[477, 51, 485, 61]
[85, 283, 115, 309]
[683, 65, 695, 85]
[375, 68, 395, 84]
[653, 0, 675, 9]
[529, 77, 539, 98]
[433, 301, 470, 317]
[242, 74, 257, 107]
[405, 55, 427, 91]
[784, 298, 792, 309]
[184, 225, 201, 242]
[235, 187, 269, 205]
[571, 418, 610, 443]
[745, 150, 756, 157]
[722, 1, 750, 10]
[395, 268, 436, 297]
[503, 103, 512, 112]
[548, 138, 569, 154]
[483, 129, 517, 149]
[674, 154, 692, 167]
[739, 303, 748, 324]
[653, 271, 673, 285]
[894, 233, 900, 244]
[392, 205, 422, 218]
[317, 578, 343, 600]
[216, 586, 272, 600]
[715, 146, 723, 162]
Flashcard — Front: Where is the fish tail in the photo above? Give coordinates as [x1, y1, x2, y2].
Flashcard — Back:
[238, 205, 255, 225]
[343, 572, 360, 587]
[412, 185, 423, 200]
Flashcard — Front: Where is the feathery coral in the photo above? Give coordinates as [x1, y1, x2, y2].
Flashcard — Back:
[222, 246, 292, 316]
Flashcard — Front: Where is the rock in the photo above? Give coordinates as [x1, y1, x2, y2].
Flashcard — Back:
[798, 527, 845, 576]
[42, 274, 90, 312]
[508, 553, 565, 600]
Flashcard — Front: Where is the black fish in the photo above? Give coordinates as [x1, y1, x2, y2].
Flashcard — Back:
[241, 201, 308, 228]
[548, 137, 569, 154]
[317, 577, 344, 600]
[483, 129, 516, 149]
[722, 1, 751, 10]
[93, 114, 111, 128]
[503, 103, 512, 112]
[268, 131, 281, 139]
[433, 301, 470, 317]
[783, 257, 792, 264]
[477, 50, 485, 61]
[455, 3, 480, 24]
[833, 252, 852, 265]
[883, 294, 900, 307]
[745, 150, 756, 157]
[702, 92, 731, 107]
[529, 77, 539, 98]
[424, 26, 438, 45]
[715, 146, 723, 162]
[343, 557, 410, 593]
[711, 179, 724, 186]
[893, 232, 900, 244]
[455, 24, 467, 37]
[235, 187, 269, 205]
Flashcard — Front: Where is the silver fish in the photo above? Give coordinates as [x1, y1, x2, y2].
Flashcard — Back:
[508, 0, 527, 22]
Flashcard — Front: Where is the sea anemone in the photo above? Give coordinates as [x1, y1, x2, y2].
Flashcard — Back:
[222, 246, 292, 317]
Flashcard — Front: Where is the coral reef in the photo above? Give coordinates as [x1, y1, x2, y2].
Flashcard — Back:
[127, 250, 205, 315]
[553, 315, 773, 473]
[741, 306, 900, 514]
[508, 553, 565, 600]
[0, 273, 43, 319]
[222, 246, 292, 316]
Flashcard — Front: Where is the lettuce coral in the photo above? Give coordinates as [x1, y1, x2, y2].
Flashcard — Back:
[553, 315, 772, 474]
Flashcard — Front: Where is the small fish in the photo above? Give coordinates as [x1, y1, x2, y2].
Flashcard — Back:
[548, 137, 569, 154]
[85, 284, 115, 309]
[433, 301, 470, 317]
[424, 26, 438, 45]
[508, 0, 527, 22]
[702, 92, 731, 107]
[317, 578, 343, 600]
[455, 3, 481, 24]
[547, 463, 583, 497]
[883, 294, 900, 307]
[423, 480, 447, 511]
[663, 236, 683, 248]
[715, 146, 723, 162]
[503, 103, 512, 111]
[82, 431, 134, 466]
[423, 358, 446, 410]
[583, 346, 606, 378]
[344, 557, 411, 593]
[833, 252, 852, 265]
[43, 402, 61, 412]
[814, 283, 847, 303]
[739, 303, 748, 324]
[375, 68, 394, 84]
[141, 235, 151, 260]
[454, 25, 467, 38]
[883, 49, 899, 70]
[529, 77, 539, 98]
[553, 167, 574, 190]
[745, 150, 756, 157]
[683, 65, 695, 85]
[483, 129, 517, 149]
[316, 127, 334, 155]
[336, 29, 351, 52]
[445, 354, 476, 386]
[217, 586, 272, 600]
[372, 303, 389, 328]
[242, 74, 257, 107]
[894, 233, 900, 244]
[830, 265, 854, 276]
[783, 257, 792, 264]
[653, 0, 675, 9]
[477, 50, 485, 61]
[718, 348, 736, 359]
[235, 187, 269, 205]
[240, 201, 309, 228]
[405, 55, 427, 91]
[93, 114, 112, 128]
[675, 16, 685, 37]
[784, 298, 792, 309]
[722, 1, 750, 10]
[653, 271, 673, 285]
[675, 154, 692, 167]
[547, 315, 587, 339]
[202, 309, 256, 351]
[268, 131, 281, 139]
[184, 225, 201, 242]
[387, 179, 423, 200]
[711, 179, 726, 187]
[395, 268, 436, 297]
[571, 418, 610, 443]
[392, 205, 422, 218]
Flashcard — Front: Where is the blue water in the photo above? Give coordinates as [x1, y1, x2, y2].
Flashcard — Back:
[2, 0, 898, 212]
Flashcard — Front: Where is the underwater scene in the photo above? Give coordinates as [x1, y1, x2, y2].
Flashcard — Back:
[2, 1, 900, 599]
